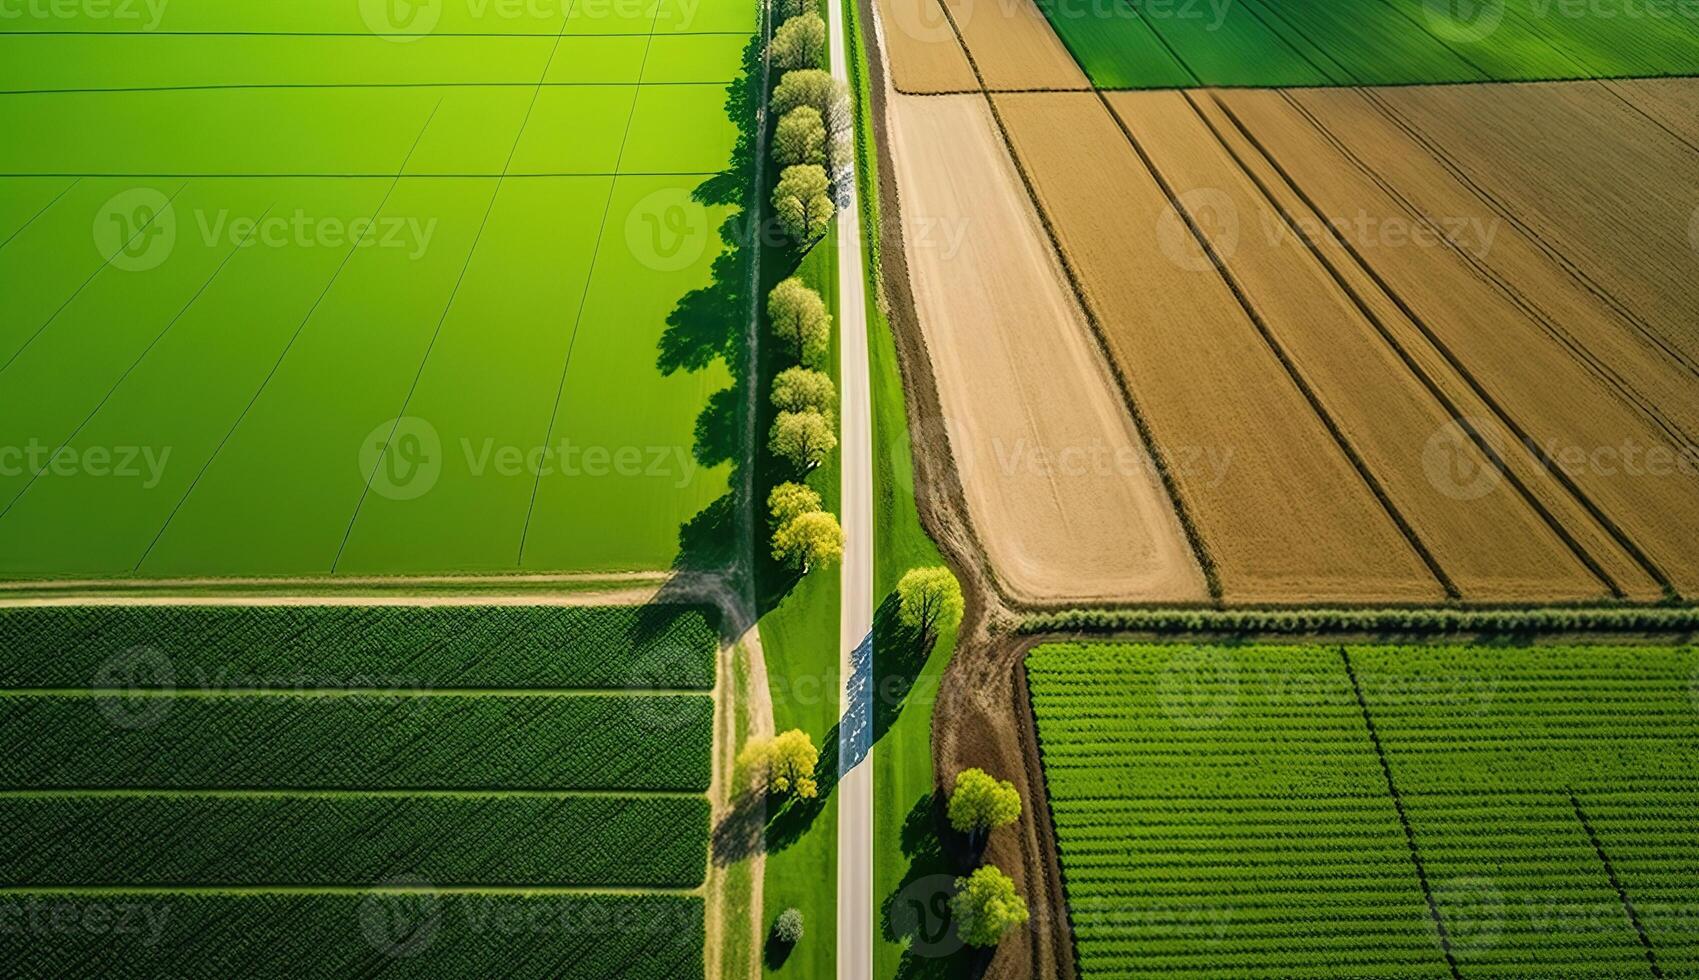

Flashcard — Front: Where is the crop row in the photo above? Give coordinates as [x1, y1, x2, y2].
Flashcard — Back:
[0, 604, 719, 690]
[0, 695, 713, 790]
[0, 893, 703, 979]
[1020, 606, 1699, 636]
[0, 795, 707, 887]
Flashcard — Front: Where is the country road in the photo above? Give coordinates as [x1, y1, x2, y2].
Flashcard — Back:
[829, 0, 874, 971]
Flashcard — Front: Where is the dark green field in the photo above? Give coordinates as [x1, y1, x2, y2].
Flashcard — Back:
[1035, 0, 1699, 87]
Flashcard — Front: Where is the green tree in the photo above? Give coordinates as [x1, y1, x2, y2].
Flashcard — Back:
[772, 164, 834, 244]
[776, 0, 811, 18]
[773, 105, 827, 167]
[767, 277, 831, 367]
[772, 907, 805, 945]
[771, 11, 826, 70]
[771, 366, 836, 415]
[947, 768, 1022, 850]
[897, 566, 964, 646]
[768, 481, 823, 528]
[772, 69, 838, 119]
[950, 866, 1029, 948]
[739, 729, 820, 797]
[772, 510, 844, 572]
[770, 409, 836, 471]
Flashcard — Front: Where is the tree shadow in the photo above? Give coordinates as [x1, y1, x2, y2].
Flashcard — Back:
[762, 716, 844, 853]
[880, 792, 974, 980]
[871, 591, 928, 744]
[712, 788, 767, 866]
[764, 930, 797, 969]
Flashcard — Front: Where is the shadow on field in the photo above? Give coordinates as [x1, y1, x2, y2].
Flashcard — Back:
[872, 591, 928, 744]
[882, 792, 974, 980]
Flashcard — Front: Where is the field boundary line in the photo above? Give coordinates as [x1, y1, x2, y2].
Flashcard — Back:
[0, 570, 667, 591]
[1338, 647, 1464, 980]
[336, 12, 580, 571]
[135, 104, 444, 572]
[1228, 92, 1674, 598]
[1098, 89, 1457, 601]
[927, 10, 1223, 600]
[517, 0, 670, 567]
[1569, 790, 1667, 978]
[1185, 91, 1623, 600]
[0, 177, 77, 253]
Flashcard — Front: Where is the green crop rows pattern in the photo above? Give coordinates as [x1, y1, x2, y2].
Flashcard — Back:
[0, 604, 716, 976]
[0, 0, 756, 578]
[1028, 643, 1699, 978]
[1034, 0, 1699, 89]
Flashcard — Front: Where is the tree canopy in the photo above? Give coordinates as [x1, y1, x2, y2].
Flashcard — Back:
[770, 409, 837, 471]
[738, 729, 820, 797]
[772, 69, 842, 120]
[773, 105, 827, 167]
[773, 164, 834, 244]
[771, 509, 844, 571]
[950, 865, 1030, 948]
[897, 566, 964, 643]
[948, 768, 1023, 841]
[767, 277, 831, 367]
[771, 12, 826, 70]
[768, 481, 824, 529]
[771, 366, 836, 415]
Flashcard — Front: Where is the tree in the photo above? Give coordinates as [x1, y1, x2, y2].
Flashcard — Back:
[897, 566, 963, 646]
[739, 729, 820, 797]
[776, 0, 811, 17]
[772, 509, 844, 572]
[949, 866, 1029, 948]
[771, 366, 836, 415]
[772, 907, 805, 945]
[948, 768, 1022, 850]
[773, 105, 827, 167]
[768, 481, 823, 528]
[771, 12, 826, 70]
[772, 69, 839, 119]
[770, 409, 836, 471]
[773, 164, 834, 244]
[768, 277, 831, 367]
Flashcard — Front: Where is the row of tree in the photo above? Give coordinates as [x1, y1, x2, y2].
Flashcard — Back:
[768, 0, 850, 244]
[946, 768, 1032, 949]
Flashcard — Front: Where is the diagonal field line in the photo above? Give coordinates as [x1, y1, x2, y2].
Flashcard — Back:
[516, 0, 673, 567]
[0, 181, 187, 378]
[133, 104, 442, 573]
[0, 204, 275, 524]
[332, 12, 584, 572]
[0, 177, 79, 254]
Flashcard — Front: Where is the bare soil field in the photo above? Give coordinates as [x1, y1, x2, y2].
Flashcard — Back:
[935, 0, 1088, 91]
[993, 91, 1445, 606]
[872, 0, 977, 92]
[887, 92, 1207, 604]
[1107, 90, 1611, 604]
[1215, 84, 1699, 596]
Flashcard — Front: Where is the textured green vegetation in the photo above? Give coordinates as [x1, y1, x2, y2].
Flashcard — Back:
[0, 0, 757, 578]
[0, 604, 718, 976]
[1021, 604, 1699, 636]
[0, 795, 708, 887]
[0, 603, 719, 689]
[1028, 642, 1699, 978]
[1036, 0, 1699, 88]
[0, 893, 704, 979]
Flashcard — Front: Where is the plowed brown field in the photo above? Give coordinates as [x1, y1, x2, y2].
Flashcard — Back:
[993, 92, 1445, 606]
[888, 93, 1207, 603]
[875, 0, 1087, 92]
[872, 0, 977, 93]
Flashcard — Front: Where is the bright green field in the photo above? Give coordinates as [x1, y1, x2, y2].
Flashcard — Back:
[1035, 0, 1699, 88]
[0, 603, 717, 976]
[1028, 643, 1699, 978]
[0, 0, 756, 578]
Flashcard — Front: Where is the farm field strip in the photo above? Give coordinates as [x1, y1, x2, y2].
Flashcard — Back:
[932, 0, 1087, 90]
[1213, 85, 1699, 597]
[1105, 89, 1611, 604]
[1027, 0, 1699, 89]
[872, 0, 978, 92]
[0, 0, 754, 579]
[0, 604, 717, 974]
[884, 92, 1206, 603]
[991, 91, 1443, 605]
[1028, 643, 1699, 978]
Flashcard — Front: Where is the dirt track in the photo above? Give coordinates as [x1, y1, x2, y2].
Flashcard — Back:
[887, 92, 1207, 605]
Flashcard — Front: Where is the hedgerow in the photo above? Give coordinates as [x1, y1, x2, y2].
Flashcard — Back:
[0, 695, 713, 791]
[1020, 605, 1699, 636]
[0, 795, 709, 888]
[0, 604, 719, 689]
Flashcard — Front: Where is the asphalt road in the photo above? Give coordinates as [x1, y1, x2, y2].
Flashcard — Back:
[829, 0, 874, 972]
